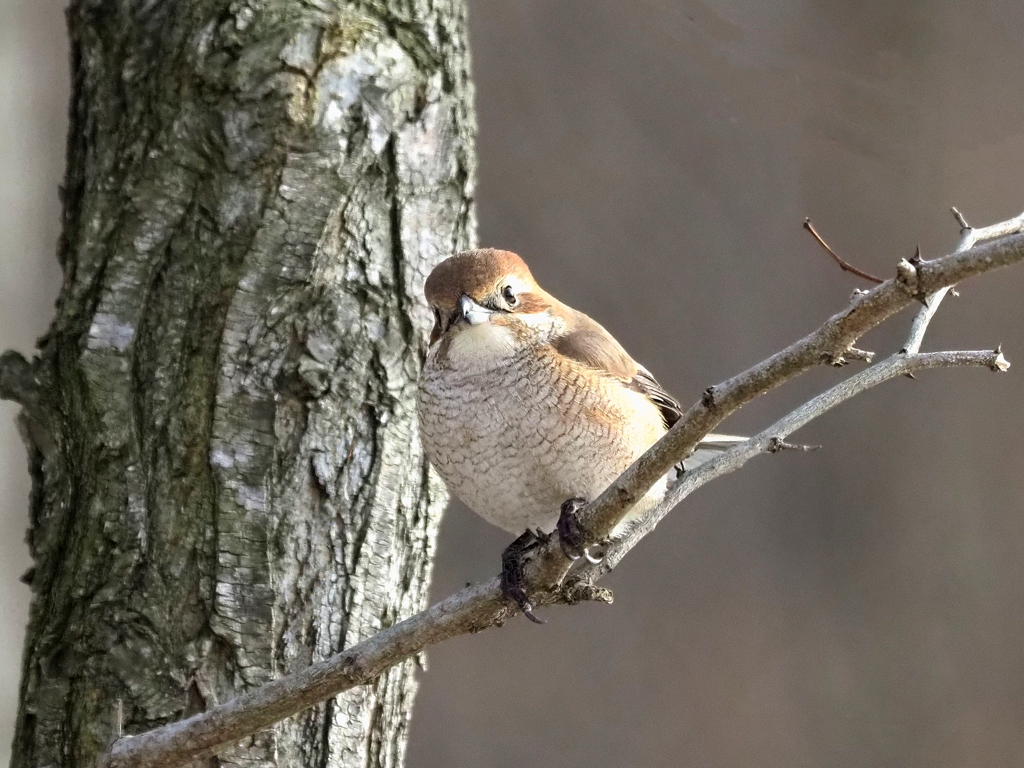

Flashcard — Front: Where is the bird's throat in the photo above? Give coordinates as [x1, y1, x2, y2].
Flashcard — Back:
[443, 323, 516, 373]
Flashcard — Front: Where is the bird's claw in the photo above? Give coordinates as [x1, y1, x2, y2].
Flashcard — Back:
[500, 530, 545, 624]
[556, 497, 591, 560]
[558, 498, 605, 564]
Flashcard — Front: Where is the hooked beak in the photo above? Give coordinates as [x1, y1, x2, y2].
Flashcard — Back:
[458, 294, 493, 326]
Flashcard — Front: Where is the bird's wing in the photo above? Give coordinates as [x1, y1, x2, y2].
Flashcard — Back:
[550, 309, 747, 457]
[682, 434, 748, 470]
[549, 309, 681, 429]
[550, 312, 636, 375]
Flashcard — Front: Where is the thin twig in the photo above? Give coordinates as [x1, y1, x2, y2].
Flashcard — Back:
[803, 217, 885, 284]
[99, 225, 1024, 768]
[950, 206, 970, 231]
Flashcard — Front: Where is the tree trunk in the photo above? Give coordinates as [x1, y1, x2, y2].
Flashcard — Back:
[0, 1, 475, 766]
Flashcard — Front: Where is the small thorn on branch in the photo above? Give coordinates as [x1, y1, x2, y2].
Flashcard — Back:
[767, 437, 820, 454]
[803, 217, 885, 284]
[951, 206, 971, 231]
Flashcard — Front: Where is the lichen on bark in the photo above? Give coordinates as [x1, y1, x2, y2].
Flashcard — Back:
[2, 1, 475, 767]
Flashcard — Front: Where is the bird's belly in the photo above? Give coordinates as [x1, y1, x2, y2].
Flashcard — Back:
[418, 361, 666, 534]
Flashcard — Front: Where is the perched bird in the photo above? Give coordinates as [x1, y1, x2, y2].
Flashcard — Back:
[417, 249, 743, 621]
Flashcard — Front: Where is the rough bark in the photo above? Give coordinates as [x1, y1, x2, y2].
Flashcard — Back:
[1, 1, 475, 767]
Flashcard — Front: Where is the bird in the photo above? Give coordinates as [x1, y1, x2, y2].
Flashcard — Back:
[417, 249, 743, 621]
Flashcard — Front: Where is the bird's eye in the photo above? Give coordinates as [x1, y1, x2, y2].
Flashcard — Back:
[502, 285, 517, 307]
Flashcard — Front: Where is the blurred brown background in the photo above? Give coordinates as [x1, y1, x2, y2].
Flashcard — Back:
[3, 1, 1024, 766]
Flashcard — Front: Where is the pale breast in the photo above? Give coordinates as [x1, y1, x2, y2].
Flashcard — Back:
[417, 345, 668, 534]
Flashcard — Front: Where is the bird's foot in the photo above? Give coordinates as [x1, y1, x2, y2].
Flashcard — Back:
[501, 530, 545, 624]
[557, 498, 603, 564]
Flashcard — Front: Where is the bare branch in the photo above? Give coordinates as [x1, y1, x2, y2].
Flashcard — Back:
[100, 222, 1024, 768]
[575, 228, 1024, 550]
[576, 348, 1009, 578]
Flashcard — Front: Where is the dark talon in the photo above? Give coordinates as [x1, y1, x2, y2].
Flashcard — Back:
[556, 497, 589, 561]
[521, 602, 545, 624]
[501, 530, 545, 624]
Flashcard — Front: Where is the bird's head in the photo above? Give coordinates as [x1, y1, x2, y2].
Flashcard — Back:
[424, 249, 561, 366]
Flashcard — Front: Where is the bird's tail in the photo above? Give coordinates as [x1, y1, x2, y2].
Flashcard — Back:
[678, 433, 747, 472]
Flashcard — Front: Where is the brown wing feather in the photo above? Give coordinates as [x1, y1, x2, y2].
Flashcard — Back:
[550, 306, 747, 466]
[550, 318, 636, 379]
[629, 367, 683, 428]
[550, 310, 681, 429]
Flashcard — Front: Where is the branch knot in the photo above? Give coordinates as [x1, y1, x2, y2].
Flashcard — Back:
[991, 346, 1010, 372]
[0, 350, 40, 408]
[559, 579, 613, 606]
[766, 437, 820, 454]
[896, 248, 930, 304]
[821, 347, 875, 367]
[702, 386, 717, 408]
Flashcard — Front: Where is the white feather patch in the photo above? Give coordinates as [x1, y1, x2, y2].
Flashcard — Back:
[447, 323, 516, 372]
